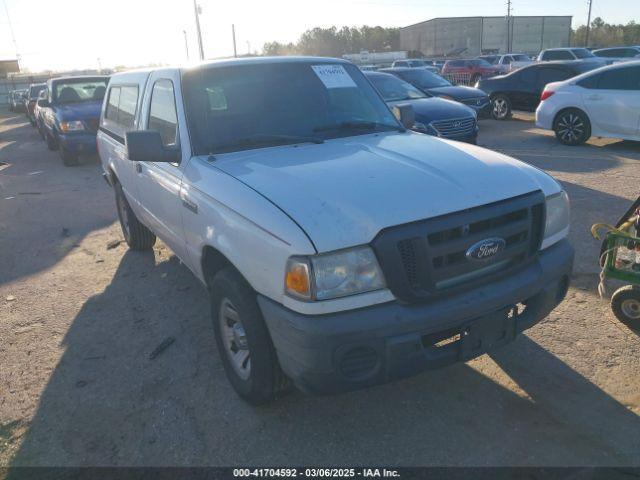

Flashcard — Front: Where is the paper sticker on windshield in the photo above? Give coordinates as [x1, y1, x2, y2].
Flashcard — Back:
[312, 65, 357, 89]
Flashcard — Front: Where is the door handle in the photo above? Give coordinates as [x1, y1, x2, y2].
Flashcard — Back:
[181, 195, 198, 214]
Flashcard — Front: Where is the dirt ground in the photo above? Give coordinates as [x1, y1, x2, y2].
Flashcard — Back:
[1, 110, 639, 467]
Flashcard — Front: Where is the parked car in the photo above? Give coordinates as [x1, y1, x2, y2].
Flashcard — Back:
[10, 89, 27, 112]
[39, 75, 109, 165]
[477, 61, 599, 120]
[381, 67, 491, 118]
[34, 89, 48, 138]
[25, 83, 47, 126]
[536, 61, 640, 145]
[391, 59, 439, 74]
[537, 48, 607, 66]
[365, 71, 478, 143]
[477, 54, 534, 73]
[97, 57, 573, 404]
[359, 65, 378, 71]
[441, 59, 502, 84]
[592, 46, 640, 63]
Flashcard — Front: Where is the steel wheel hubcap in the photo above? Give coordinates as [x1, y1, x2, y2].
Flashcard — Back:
[493, 99, 507, 118]
[621, 298, 640, 319]
[219, 298, 251, 380]
[557, 114, 584, 142]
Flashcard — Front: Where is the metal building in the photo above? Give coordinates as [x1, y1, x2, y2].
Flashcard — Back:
[400, 16, 572, 57]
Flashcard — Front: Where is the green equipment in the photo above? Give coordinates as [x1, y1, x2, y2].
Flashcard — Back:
[592, 198, 640, 330]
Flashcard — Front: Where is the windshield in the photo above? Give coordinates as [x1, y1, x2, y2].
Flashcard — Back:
[480, 56, 499, 64]
[53, 78, 108, 104]
[512, 54, 530, 61]
[572, 48, 595, 59]
[471, 59, 493, 67]
[408, 60, 426, 67]
[367, 74, 426, 102]
[396, 69, 451, 89]
[182, 62, 401, 155]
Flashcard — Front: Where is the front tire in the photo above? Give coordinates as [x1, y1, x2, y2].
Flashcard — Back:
[45, 132, 58, 151]
[60, 146, 79, 166]
[611, 285, 640, 330]
[114, 181, 156, 251]
[491, 94, 512, 120]
[553, 109, 591, 145]
[210, 268, 289, 405]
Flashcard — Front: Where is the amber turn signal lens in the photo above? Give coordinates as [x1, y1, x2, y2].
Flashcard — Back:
[285, 261, 311, 299]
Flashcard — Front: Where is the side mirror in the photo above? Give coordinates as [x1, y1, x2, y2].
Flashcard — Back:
[125, 130, 180, 163]
[37, 99, 49, 108]
[393, 103, 415, 130]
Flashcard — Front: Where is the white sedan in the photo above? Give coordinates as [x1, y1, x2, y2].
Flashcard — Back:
[535, 61, 640, 145]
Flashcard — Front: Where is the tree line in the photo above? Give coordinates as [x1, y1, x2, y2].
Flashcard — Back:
[262, 18, 640, 57]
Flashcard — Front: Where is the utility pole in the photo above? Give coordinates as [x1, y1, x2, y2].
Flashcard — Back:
[2, 0, 20, 68]
[585, 0, 593, 47]
[232, 24, 238, 58]
[183, 30, 190, 60]
[506, 0, 512, 53]
[193, 0, 204, 60]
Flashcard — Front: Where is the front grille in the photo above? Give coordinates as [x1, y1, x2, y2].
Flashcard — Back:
[430, 117, 476, 138]
[462, 97, 489, 108]
[372, 191, 546, 303]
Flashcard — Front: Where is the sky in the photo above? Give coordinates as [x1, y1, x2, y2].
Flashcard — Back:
[1, 0, 638, 72]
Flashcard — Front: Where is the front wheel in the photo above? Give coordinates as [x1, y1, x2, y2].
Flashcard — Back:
[611, 285, 640, 330]
[114, 181, 156, 251]
[60, 146, 79, 166]
[210, 268, 289, 405]
[553, 109, 591, 145]
[491, 95, 511, 120]
[45, 132, 58, 151]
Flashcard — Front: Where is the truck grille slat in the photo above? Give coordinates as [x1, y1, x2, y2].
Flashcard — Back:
[372, 191, 546, 303]
[430, 117, 476, 138]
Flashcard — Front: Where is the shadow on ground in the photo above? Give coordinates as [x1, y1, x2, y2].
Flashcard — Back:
[7, 249, 640, 467]
[0, 114, 115, 285]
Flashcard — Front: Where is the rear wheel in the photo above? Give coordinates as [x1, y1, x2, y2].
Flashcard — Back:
[611, 285, 640, 330]
[210, 267, 289, 405]
[114, 181, 156, 251]
[491, 95, 511, 120]
[553, 109, 591, 145]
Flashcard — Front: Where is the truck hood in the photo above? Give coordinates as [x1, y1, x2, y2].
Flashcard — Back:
[212, 132, 560, 252]
[55, 100, 102, 121]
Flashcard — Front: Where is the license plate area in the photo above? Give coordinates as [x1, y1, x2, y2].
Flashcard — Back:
[460, 308, 517, 361]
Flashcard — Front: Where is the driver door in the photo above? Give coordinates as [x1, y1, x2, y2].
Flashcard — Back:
[134, 71, 189, 261]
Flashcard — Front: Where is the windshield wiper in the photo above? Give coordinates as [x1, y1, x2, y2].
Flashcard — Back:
[208, 134, 324, 154]
[313, 121, 402, 134]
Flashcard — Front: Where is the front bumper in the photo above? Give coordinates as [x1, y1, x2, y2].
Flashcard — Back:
[259, 239, 573, 395]
[58, 132, 98, 154]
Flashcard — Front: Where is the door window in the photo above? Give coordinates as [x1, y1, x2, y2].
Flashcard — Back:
[537, 67, 572, 87]
[542, 50, 573, 61]
[596, 67, 640, 90]
[148, 79, 179, 146]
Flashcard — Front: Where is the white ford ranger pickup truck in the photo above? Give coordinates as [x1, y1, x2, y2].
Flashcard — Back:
[97, 57, 573, 404]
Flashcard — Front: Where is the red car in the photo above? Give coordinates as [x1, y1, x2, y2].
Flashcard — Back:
[441, 59, 502, 84]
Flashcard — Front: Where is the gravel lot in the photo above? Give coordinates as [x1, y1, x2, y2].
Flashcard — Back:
[1, 110, 639, 467]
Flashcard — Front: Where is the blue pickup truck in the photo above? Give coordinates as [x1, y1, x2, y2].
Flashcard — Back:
[40, 75, 109, 166]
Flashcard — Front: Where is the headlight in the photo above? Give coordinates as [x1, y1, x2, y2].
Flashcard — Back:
[59, 120, 85, 132]
[542, 190, 570, 249]
[285, 246, 386, 301]
[413, 121, 428, 133]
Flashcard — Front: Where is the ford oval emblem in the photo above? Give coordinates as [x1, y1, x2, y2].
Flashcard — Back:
[466, 237, 506, 261]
